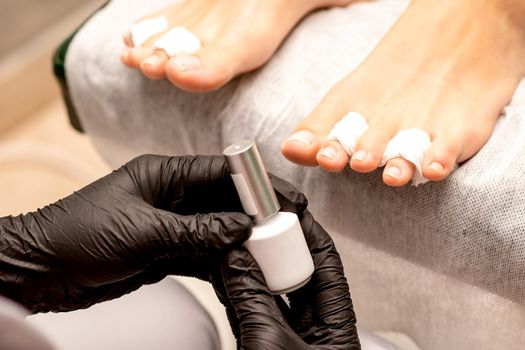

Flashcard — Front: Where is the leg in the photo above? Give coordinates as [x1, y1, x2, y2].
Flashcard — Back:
[282, 0, 525, 186]
[121, 0, 354, 92]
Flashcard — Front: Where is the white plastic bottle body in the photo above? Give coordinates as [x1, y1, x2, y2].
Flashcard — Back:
[245, 211, 315, 294]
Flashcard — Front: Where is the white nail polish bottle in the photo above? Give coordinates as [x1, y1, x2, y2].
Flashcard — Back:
[224, 141, 315, 294]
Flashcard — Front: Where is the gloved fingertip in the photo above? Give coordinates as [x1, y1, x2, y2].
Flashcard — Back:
[268, 174, 308, 213]
[225, 212, 253, 238]
[210, 212, 253, 246]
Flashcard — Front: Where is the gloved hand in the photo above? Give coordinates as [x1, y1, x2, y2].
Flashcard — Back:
[0, 155, 255, 313]
[211, 176, 361, 349]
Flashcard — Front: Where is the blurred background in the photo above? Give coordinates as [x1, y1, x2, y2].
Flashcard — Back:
[0, 0, 109, 216]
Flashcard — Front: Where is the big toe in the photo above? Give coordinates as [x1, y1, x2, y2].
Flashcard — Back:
[165, 44, 237, 92]
[282, 100, 348, 166]
[281, 130, 324, 166]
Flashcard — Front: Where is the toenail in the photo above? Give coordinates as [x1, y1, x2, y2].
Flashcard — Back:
[429, 161, 444, 173]
[385, 166, 402, 179]
[286, 131, 316, 147]
[142, 56, 160, 66]
[352, 149, 367, 162]
[319, 147, 337, 160]
[173, 55, 202, 72]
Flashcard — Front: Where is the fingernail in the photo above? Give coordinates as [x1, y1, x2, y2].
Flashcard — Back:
[173, 55, 202, 72]
[430, 161, 444, 172]
[352, 149, 367, 162]
[286, 131, 315, 146]
[385, 166, 401, 179]
[142, 55, 160, 66]
[319, 147, 337, 160]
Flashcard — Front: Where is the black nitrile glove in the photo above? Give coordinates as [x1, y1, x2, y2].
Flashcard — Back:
[0, 155, 254, 313]
[211, 176, 361, 350]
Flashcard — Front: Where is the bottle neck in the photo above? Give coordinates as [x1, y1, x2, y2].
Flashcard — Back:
[253, 210, 280, 225]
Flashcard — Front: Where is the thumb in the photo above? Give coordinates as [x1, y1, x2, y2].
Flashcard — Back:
[154, 210, 253, 254]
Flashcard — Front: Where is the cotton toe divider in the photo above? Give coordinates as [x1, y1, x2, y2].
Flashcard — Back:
[130, 17, 202, 56]
[327, 112, 432, 186]
[154, 27, 201, 56]
[130, 17, 169, 47]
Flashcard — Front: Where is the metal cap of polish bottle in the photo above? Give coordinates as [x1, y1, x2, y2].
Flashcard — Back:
[223, 140, 280, 221]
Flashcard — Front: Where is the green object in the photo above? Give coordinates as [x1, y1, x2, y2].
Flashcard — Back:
[52, 2, 109, 132]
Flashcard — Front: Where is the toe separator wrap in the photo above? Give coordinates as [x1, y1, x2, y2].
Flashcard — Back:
[328, 112, 434, 186]
[382, 129, 431, 186]
[327, 112, 369, 156]
[154, 27, 201, 57]
[130, 17, 169, 47]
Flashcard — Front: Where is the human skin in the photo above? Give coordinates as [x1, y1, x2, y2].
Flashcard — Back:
[282, 0, 525, 186]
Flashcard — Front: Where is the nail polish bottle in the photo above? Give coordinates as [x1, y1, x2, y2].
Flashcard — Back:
[224, 140, 315, 294]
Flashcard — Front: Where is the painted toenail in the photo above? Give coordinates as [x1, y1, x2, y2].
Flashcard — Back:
[385, 166, 402, 179]
[143, 56, 160, 66]
[352, 149, 367, 162]
[319, 147, 337, 160]
[430, 161, 444, 173]
[173, 55, 202, 72]
[286, 131, 315, 146]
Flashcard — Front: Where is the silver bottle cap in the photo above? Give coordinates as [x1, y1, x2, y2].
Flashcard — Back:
[223, 140, 280, 221]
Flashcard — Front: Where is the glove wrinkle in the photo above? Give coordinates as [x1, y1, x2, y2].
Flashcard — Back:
[0, 155, 252, 313]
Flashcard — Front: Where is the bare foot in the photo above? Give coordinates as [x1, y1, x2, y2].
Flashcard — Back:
[121, 0, 353, 92]
[282, 0, 525, 186]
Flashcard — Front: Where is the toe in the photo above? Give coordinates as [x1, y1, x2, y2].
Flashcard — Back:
[282, 90, 350, 166]
[383, 158, 415, 187]
[127, 47, 156, 68]
[422, 136, 463, 181]
[350, 126, 396, 173]
[165, 44, 235, 92]
[281, 130, 323, 166]
[121, 47, 133, 66]
[140, 51, 169, 80]
[124, 32, 132, 47]
[316, 140, 349, 172]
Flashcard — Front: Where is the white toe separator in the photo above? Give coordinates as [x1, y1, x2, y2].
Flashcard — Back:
[154, 27, 201, 57]
[327, 112, 369, 155]
[327, 112, 433, 186]
[130, 17, 169, 47]
[382, 129, 431, 186]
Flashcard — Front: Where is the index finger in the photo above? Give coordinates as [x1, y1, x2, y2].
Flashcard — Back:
[123, 155, 243, 213]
